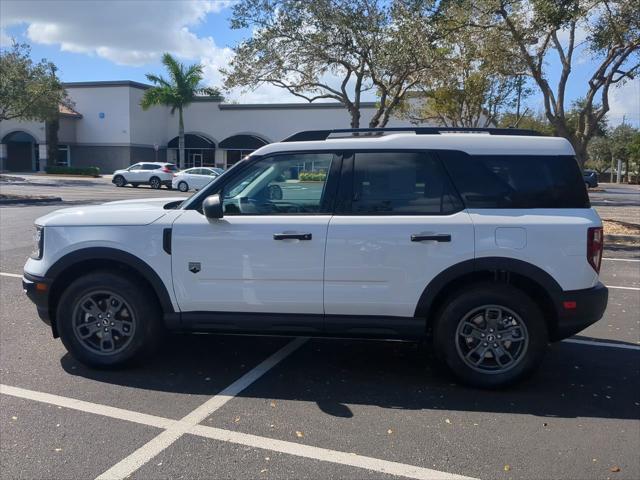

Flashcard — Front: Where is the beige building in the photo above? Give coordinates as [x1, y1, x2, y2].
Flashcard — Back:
[0, 80, 425, 173]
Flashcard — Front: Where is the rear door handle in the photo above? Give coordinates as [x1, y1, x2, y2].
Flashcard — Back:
[411, 234, 451, 242]
[273, 232, 312, 240]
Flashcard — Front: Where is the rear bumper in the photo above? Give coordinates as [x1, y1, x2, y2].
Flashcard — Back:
[22, 272, 53, 328]
[552, 282, 608, 340]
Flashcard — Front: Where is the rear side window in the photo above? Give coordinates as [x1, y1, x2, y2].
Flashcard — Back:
[348, 152, 463, 215]
[442, 152, 590, 208]
[142, 164, 159, 170]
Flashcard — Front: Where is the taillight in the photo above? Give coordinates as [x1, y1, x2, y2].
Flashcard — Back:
[587, 227, 603, 273]
[161, 167, 171, 173]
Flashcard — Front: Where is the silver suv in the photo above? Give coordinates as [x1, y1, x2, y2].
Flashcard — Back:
[112, 162, 178, 189]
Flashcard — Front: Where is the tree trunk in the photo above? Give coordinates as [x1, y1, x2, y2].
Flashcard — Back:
[178, 106, 185, 169]
[573, 141, 587, 170]
[350, 107, 360, 129]
[45, 115, 59, 167]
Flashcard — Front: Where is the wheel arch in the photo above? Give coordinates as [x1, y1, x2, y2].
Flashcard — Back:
[46, 247, 175, 336]
[415, 257, 562, 336]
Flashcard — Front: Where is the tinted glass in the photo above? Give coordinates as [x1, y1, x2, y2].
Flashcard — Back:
[442, 152, 590, 208]
[129, 163, 141, 170]
[222, 153, 333, 215]
[350, 152, 463, 215]
[142, 164, 159, 170]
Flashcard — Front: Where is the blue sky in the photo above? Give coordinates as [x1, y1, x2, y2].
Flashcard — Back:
[1, 0, 638, 125]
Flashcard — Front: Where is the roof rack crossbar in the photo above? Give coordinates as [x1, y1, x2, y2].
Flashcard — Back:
[282, 127, 541, 142]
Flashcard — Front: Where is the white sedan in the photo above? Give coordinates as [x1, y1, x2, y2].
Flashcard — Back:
[172, 167, 222, 192]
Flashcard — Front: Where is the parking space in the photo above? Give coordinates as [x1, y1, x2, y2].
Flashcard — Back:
[1, 182, 639, 480]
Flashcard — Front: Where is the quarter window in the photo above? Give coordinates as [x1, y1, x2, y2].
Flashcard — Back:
[221, 153, 334, 215]
[349, 152, 463, 215]
[442, 152, 590, 208]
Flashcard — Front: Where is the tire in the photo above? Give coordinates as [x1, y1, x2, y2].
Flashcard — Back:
[178, 181, 189, 192]
[113, 175, 126, 187]
[585, 181, 590, 189]
[56, 270, 164, 368]
[149, 176, 161, 189]
[165, 184, 173, 190]
[132, 183, 139, 188]
[433, 283, 548, 388]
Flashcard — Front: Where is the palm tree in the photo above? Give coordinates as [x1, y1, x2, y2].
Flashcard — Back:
[141, 53, 220, 169]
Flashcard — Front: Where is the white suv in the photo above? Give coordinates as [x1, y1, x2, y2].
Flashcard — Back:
[23, 128, 608, 388]
[112, 162, 178, 189]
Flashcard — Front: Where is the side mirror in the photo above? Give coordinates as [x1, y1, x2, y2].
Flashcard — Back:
[203, 194, 224, 219]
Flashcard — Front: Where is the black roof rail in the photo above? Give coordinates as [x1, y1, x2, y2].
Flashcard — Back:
[282, 127, 542, 142]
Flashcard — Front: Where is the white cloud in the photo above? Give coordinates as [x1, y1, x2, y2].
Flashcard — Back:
[608, 79, 640, 127]
[0, 0, 231, 66]
[0, 0, 363, 104]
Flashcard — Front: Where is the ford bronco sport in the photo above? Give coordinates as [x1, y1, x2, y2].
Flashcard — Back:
[23, 127, 608, 388]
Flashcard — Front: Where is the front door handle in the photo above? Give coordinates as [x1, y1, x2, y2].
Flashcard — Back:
[273, 232, 312, 240]
[411, 234, 451, 242]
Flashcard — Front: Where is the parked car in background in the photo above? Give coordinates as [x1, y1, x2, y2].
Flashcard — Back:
[172, 167, 221, 192]
[583, 169, 598, 188]
[112, 162, 178, 189]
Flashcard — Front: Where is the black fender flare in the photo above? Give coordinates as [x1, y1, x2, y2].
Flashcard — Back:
[46, 247, 175, 315]
[414, 257, 563, 319]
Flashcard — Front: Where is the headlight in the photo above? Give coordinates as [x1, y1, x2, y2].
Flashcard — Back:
[31, 226, 44, 260]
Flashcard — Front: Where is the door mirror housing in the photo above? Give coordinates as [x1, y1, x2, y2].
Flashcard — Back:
[203, 194, 224, 219]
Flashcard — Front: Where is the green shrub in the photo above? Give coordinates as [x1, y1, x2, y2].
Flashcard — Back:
[45, 166, 101, 177]
[298, 171, 326, 181]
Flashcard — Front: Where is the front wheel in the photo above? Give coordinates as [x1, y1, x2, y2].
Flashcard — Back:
[434, 283, 548, 388]
[149, 176, 161, 189]
[57, 271, 163, 368]
[178, 181, 189, 192]
[113, 175, 126, 187]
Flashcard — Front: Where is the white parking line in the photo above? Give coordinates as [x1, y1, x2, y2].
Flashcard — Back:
[603, 258, 640, 263]
[0, 272, 22, 278]
[95, 337, 309, 480]
[191, 424, 475, 480]
[0, 382, 476, 480]
[0, 384, 176, 429]
[607, 285, 640, 291]
[562, 338, 640, 351]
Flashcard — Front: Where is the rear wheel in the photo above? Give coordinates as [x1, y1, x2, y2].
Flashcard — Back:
[57, 271, 163, 368]
[149, 176, 161, 189]
[178, 181, 189, 192]
[113, 175, 126, 187]
[434, 283, 548, 388]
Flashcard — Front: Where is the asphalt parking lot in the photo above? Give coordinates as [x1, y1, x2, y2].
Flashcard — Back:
[0, 179, 638, 480]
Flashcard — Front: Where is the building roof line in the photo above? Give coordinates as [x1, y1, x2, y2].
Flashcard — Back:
[63, 80, 152, 90]
[219, 102, 377, 110]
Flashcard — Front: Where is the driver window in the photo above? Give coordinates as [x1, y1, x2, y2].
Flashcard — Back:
[222, 153, 333, 215]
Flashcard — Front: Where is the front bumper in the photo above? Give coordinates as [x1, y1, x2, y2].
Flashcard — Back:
[552, 282, 608, 340]
[22, 272, 53, 329]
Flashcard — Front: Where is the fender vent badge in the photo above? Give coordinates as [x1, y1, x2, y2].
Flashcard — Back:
[188, 262, 201, 274]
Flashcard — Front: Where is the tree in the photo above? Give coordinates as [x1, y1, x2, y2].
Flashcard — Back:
[0, 42, 70, 166]
[609, 123, 639, 182]
[141, 53, 221, 168]
[0, 42, 69, 124]
[585, 135, 612, 173]
[399, 3, 530, 127]
[223, 0, 443, 128]
[474, 0, 640, 167]
[498, 111, 554, 134]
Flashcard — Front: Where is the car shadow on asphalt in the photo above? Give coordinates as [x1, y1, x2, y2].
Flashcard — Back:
[60, 333, 640, 421]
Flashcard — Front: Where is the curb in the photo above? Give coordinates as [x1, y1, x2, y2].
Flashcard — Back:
[605, 234, 640, 243]
[0, 197, 63, 205]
